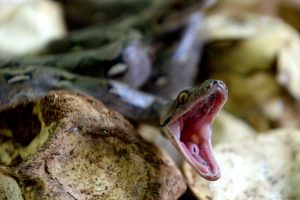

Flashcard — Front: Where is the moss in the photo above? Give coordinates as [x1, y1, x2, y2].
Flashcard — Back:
[0, 141, 19, 165]
[146, 182, 161, 199]
[18, 101, 51, 161]
[0, 103, 44, 165]
[40, 94, 69, 126]
[0, 100, 53, 165]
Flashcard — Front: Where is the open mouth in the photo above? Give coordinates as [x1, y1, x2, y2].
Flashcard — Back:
[165, 81, 227, 181]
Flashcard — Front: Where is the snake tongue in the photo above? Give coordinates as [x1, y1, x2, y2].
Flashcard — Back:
[166, 118, 220, 181]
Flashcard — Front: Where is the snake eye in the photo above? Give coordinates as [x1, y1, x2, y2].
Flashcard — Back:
[177, 91, 189, 105]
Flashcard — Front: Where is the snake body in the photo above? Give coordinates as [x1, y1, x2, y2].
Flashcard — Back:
[0, 66, 162, 124]
[0, 65, 228, 181]
[0, 10, 228, 181]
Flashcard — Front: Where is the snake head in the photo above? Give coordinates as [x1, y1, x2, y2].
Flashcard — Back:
[160, 80, 228, 181]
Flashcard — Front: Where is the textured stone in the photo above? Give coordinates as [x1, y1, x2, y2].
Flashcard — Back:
[0, 90, 186, 200]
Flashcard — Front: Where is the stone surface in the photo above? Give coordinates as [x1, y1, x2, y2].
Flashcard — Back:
[0, 90, 186, 200]
[183, 129, 300, 200]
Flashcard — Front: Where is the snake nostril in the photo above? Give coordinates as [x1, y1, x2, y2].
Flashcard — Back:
[213, 80, 219, 85]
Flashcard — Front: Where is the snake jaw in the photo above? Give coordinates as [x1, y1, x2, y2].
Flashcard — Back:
[165, 114, 220, 181]
[162, 80, 228, 181]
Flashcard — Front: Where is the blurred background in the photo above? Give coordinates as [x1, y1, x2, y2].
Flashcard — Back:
[1, 0, 300, 199]
[1, 0, 300, 131]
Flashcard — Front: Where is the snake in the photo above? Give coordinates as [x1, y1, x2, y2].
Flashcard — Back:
[160, 80, 228, 181]
[0, 65, 228, 181]
[0, 9, 228, 181]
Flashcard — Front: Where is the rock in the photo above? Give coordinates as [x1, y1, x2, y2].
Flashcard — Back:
[0, 171, 23, 200]
[183, 129, 300, 200]
[0, 0, 66, 57]
[201, 12, 300, 130]
[0, 90, 186, 199]
[212, 111, 255, 145]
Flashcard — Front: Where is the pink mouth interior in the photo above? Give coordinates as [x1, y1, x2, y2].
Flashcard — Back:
[169, 92, 224, 181]
[180, 108, 219, 180]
